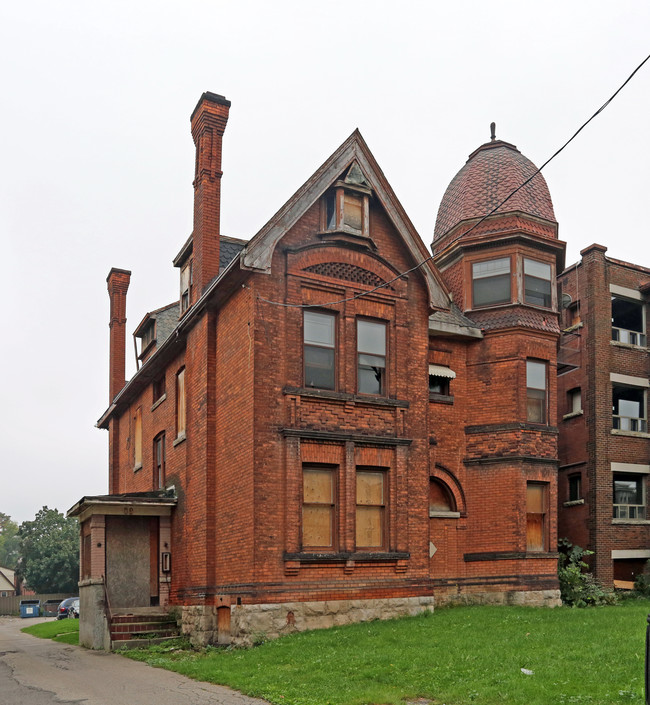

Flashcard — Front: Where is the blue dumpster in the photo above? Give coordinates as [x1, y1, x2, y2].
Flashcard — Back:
[19, 599, 41, 618]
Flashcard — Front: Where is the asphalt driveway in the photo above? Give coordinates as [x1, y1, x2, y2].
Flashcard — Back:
[0, 616, 269, 705]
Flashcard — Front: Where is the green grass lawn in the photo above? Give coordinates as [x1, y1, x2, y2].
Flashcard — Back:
[121, 599, 650, 705]
[22, 618, 79, 645]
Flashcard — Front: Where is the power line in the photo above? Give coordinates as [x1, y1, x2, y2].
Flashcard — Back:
[254, 52, 650, 310]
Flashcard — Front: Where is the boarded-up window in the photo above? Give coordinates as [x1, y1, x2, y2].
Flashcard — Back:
[176, 368, 186, 437]
[302, 467, 335, 548]
[526, 483, 547, 552]
[134, 407, 142, 468]
[343, 193, 363, 231]
[356, 470, 385, 549]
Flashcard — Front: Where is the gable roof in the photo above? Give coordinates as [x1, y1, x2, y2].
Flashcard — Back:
[241, 130, 450, 310]
[0, 567, 15, 591]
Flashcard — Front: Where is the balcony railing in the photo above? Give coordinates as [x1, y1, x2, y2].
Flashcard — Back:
[614, 503, 646, 519]
[612, 327, 647, 347]
[613, 415, 648, 433]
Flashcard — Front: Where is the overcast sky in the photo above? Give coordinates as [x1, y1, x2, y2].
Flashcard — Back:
[1, 1, 649, 525]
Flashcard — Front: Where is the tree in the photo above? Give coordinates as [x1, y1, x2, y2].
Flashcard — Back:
[19, 507, 79, 593]
[0, 512, 20, 569]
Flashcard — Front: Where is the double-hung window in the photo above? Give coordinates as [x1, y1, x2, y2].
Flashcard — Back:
[357, 320, 386, 395]
[472, 257, 511, 307]
[526, 360, 547, 424]
[613, 474, 645, 519]
[356, 470, 386, 549]
[176, 368, 186, 438]
[612, 296, 646, 346]
[613, 385, 647, 432]
[526, 482, 548, 551]
[524, 258, 552, 308]
[304, 311, 335, 390]
[302, 466, 336, 549]
[154, 433, 165, 489]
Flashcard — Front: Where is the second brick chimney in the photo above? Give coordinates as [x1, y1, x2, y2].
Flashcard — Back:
[190, 92, 231, 298]
[107, 267, 131, 402]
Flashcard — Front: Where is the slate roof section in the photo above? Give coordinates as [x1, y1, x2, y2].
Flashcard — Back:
[219, 236, 247, 272]
[469, 306, 561, 334]
[429, 303, 483, 339]
[434, 140, 555, 241]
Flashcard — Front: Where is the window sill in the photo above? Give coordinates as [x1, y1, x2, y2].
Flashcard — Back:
[612, 519, 650, 525]
[133, 463, 143, 473]
[563, 499, 585, 507]
[284, 386, 409, 408]
[611, 429, 650, 439]
[173, 432, 186, 447]
[429, 510, 461, 518]
[429, 393, 454, 405]
[562, 410, 583, 421]
[610, 340, 648, 352]
[284, 551, 409, 563]
[151, 393, 167, 412]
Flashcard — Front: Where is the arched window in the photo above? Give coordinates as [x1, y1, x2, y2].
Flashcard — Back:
[429, 478, 457, 516]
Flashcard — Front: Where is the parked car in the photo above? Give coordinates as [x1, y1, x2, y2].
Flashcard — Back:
[67, 599, 79, 619]
[56, 597, 78, 620]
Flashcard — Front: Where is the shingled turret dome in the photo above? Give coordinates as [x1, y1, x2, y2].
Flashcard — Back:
[434, 131, 555, 241]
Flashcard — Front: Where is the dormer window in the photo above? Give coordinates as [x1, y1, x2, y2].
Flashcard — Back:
[139, 322, 156, 357]
[322, 163, 371, 239]
[180, 261, 192, 314]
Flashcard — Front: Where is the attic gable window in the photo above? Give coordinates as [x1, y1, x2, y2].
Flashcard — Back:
[322, 163, 371, 238]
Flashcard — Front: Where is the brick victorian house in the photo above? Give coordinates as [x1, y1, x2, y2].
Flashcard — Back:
[558, 246, 650, 588]
[70, 93, 565, 650]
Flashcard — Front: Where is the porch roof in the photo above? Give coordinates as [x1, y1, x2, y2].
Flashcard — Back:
[68, 490, 177, 523]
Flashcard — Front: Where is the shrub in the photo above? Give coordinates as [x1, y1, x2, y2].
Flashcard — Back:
[557, 538, 618, 607]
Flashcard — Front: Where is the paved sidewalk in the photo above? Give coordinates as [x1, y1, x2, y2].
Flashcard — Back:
[0, 616, 270, 705]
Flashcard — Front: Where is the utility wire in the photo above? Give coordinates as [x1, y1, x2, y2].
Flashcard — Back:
[254, 52, 650, 310]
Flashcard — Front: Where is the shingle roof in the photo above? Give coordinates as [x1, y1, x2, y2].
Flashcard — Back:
[434, 140, 555, 241]
[469, 306, 561, 334]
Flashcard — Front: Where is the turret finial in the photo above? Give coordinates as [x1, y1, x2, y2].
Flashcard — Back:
[490, 122, 496, 141]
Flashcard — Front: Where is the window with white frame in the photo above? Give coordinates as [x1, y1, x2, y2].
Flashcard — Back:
[612, 384, 647, 432]
[524, 258, 552, 308]
[613, 474, 645, 519]
[526, 360, 547, 424]
[472, 257, 511, 307]
[357, 319, 386, 395]
[612, 296, 646, 346]
[304, 311, 336, 390]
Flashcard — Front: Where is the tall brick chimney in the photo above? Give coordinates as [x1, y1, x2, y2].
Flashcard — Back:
[190, 92, 231, 298]
[106, 267, 131, 402]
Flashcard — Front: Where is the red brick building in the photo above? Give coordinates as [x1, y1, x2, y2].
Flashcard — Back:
[558, 246, 650, 587]
[70, 93, 564, 649]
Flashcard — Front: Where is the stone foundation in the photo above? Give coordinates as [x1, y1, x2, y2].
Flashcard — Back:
[435, 589, 562, 608]
[79, 579, 111, 650]
[180, 589, 561, 647]
[182, 595, 435, 647]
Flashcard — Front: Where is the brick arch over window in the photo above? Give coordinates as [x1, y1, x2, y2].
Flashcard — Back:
[303, 262, 393, 290]
[291, 246, 409, 298]
[431, 465, 466, 515]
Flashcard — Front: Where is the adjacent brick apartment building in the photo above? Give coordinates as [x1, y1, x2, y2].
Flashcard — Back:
[558, 246, 650, 587]
[70, 93, 565, 650]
